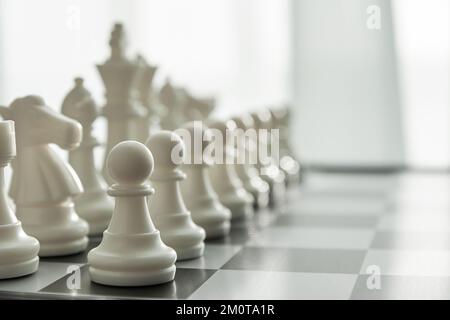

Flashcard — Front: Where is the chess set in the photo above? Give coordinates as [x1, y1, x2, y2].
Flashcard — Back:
[1, 23, 450, 301]
[2, 170, 449, 300]
[0, 22, 300, 297]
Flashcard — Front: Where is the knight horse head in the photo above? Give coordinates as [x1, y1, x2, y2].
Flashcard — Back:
[2, 95, 82, 150]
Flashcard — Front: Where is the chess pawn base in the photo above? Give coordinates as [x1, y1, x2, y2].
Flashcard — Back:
[190, 197, 231, 239]
[209, 164, 254, 221]
[220, 191, 254, 221]
[75, 191, 113, 236]
[17, 202, 89, 257]
[248, 179, 270, 209]
[236, 165, 270, 209]
[153, 212, 205, 260]
[260, 166, 286, 207]
[280, 155, 301, 186]
[181, 165, 231, 240]
[88, 230, 176, 287]
[0, 222, 40, 279]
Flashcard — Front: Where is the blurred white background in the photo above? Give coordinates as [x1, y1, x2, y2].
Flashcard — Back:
[0, 0, 448, 169]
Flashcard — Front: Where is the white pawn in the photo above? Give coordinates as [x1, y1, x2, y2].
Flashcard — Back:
[179, 122, 231, 239]
[208, 120, 254, 220]
[0, 121, 39, 279]
[0, 96, 89, 257]
[232, 115, 270, 209]
[251, 110, 286, 206]
[146, 131, 205, 260]
[88, 141, 177, 287]
[270, 106, 301, 185]
[62, 78, 114, 235]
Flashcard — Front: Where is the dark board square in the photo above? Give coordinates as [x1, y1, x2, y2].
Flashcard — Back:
[39, 265, 216, 299]
[39, 237, 102, 264]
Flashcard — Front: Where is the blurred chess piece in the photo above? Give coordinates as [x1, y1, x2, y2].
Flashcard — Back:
[62, 78, 113, 235]
[208, 119, 254, 220]
[270, 106, 301, 185]
[0, 120, 40, 279]
[97, 23, 146, 182]
[179, 121, 231, 239]
[0, 96, 88, 257]
[184, 92, 215, 122]
[159, 80, 185, 130]
[146, 131, 205, 260]
[88, 141, 177, 286]
[134, 55, 165, 142]
[232, 114, 270, 209]
[177, 88, 200, 122]
[251, 109, 286, 206]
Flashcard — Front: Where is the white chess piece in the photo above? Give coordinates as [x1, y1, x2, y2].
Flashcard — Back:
[0, 96, 89, 257]
[134, 55, 162, 142]
[97, 23, 146, 183]
[232, 115, 270, 209]
[179, 122, 231, 239]
[146, 131, 205, 260]
[88, 141, 176, 286]
[183, 94, 215, 122]
[270, 106, 301, 185]
[0, 120, 40, 279]
[159, 80, 185, 130]
[251, 110, 286, 206]
[208, 120, 254, 220]
[62, 78, 113, 235]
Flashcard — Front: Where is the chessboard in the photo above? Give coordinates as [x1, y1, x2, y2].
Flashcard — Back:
[1, 171, 449, 300]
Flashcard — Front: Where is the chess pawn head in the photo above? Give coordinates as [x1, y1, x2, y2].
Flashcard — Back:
[252, 109, 273, 131]
[233, 113, 255, 131]
[146, 131, 185, 178]
[270, 106, 289, 129]
[3, 96, 82, 150]
[107, 140, 154, 187]
[0, 121, 16, 165]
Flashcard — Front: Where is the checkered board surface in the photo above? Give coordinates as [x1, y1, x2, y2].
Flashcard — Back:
[1, 171, 450, 300]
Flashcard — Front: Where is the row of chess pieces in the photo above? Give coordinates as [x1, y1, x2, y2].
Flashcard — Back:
[0, 23, 300, 287]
